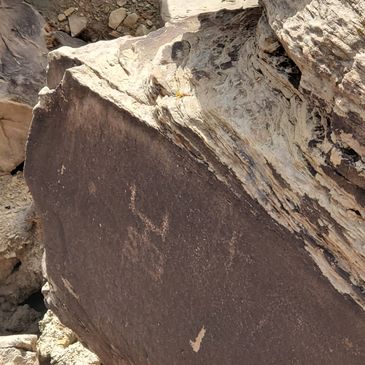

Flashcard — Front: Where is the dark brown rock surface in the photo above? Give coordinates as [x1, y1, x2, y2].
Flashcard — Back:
[26, 65, 365, 365]
[25, 1, 365, 364]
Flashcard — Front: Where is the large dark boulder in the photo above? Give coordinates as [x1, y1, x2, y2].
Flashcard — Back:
[26, 1, 365, 364]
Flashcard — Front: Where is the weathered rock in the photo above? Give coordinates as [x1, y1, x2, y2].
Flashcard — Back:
[0, 334, 39, 365]
[160, 0, 258, 22]
[109, 8, 127, 30]
[68, 15, 88, 37]
[135, 24, 149, 37]
[123, 12, 139, 28]
[0, 0, 47, 173]
[58, 13, 67, 22]
[0, 0, 47, 106]
[38, 310, 100, 365]
[49, 31, 87, 49]
[0, 174, 43, 334]
[64, 7, 76, 17]
[26, 1, 365, 364]
[0, 334, 37, 352]
[0, 100, 32, 174]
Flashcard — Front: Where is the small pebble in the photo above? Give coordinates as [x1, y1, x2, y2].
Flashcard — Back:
[58, 13, 67, 22]
[64, 7, 76, 17]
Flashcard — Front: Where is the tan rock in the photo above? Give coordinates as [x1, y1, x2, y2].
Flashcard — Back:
[58, 13, 67, 22]
[0, 100, 32, 173]
[135, 24, 149, 36]
[68, 15, 88, 37]
[108, 8, 127, 30]
[64, 7, 76, 17]
[123, 12, 139, 28]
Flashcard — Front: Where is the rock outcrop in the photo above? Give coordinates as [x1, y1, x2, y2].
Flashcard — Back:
[37, 310, 100, 365]
[26, 0, 365, 364]
[0, 173, 43, 335]
[0, 0, 47, 337]
[0, 0, 47, 174]
[0, 334, 39, 365]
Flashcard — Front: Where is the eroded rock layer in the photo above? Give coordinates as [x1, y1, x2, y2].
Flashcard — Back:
[26, 1, 365, 364]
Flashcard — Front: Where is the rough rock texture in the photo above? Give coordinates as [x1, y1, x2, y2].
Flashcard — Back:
[0, 334, 39, 365]
[0, 100, 32, 174]
[0, 174, 43, 334]
[26, 1, 365, 365]
[160, 0, 258, 22]
[37, 310, 100, 365]
[0, 0, 47, 173]
[0, 0, 47, 106]
[256, 0, 365, 295]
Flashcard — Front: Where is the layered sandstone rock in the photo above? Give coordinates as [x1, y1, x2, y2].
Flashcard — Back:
[26, 0, 365, 364]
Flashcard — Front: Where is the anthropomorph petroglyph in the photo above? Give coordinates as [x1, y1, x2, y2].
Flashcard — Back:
[122, 184, 170, 281]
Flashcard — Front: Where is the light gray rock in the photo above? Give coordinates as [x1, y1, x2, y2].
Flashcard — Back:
[160, 0, 258, 22]
[109, 8, 127, 30]
[0, 334, 37, 351]
[68, 15, 88, 37]
[38, 311, 100, 365]
[0, 334, 39, 365]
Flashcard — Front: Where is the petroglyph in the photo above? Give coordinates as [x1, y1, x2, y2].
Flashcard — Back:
[190, 326, 206, 353]
[122, 184, 170, 281]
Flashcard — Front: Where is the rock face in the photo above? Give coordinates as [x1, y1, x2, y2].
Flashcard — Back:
[0, 0, 47, 174]
[26, 1, 365, 364]
[160, 0, 258, 22]
[0, 100, 32, 174]
[37, 310, 100, 365]
[0, 334, 39, 365]
[0, 174, 43, 334]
